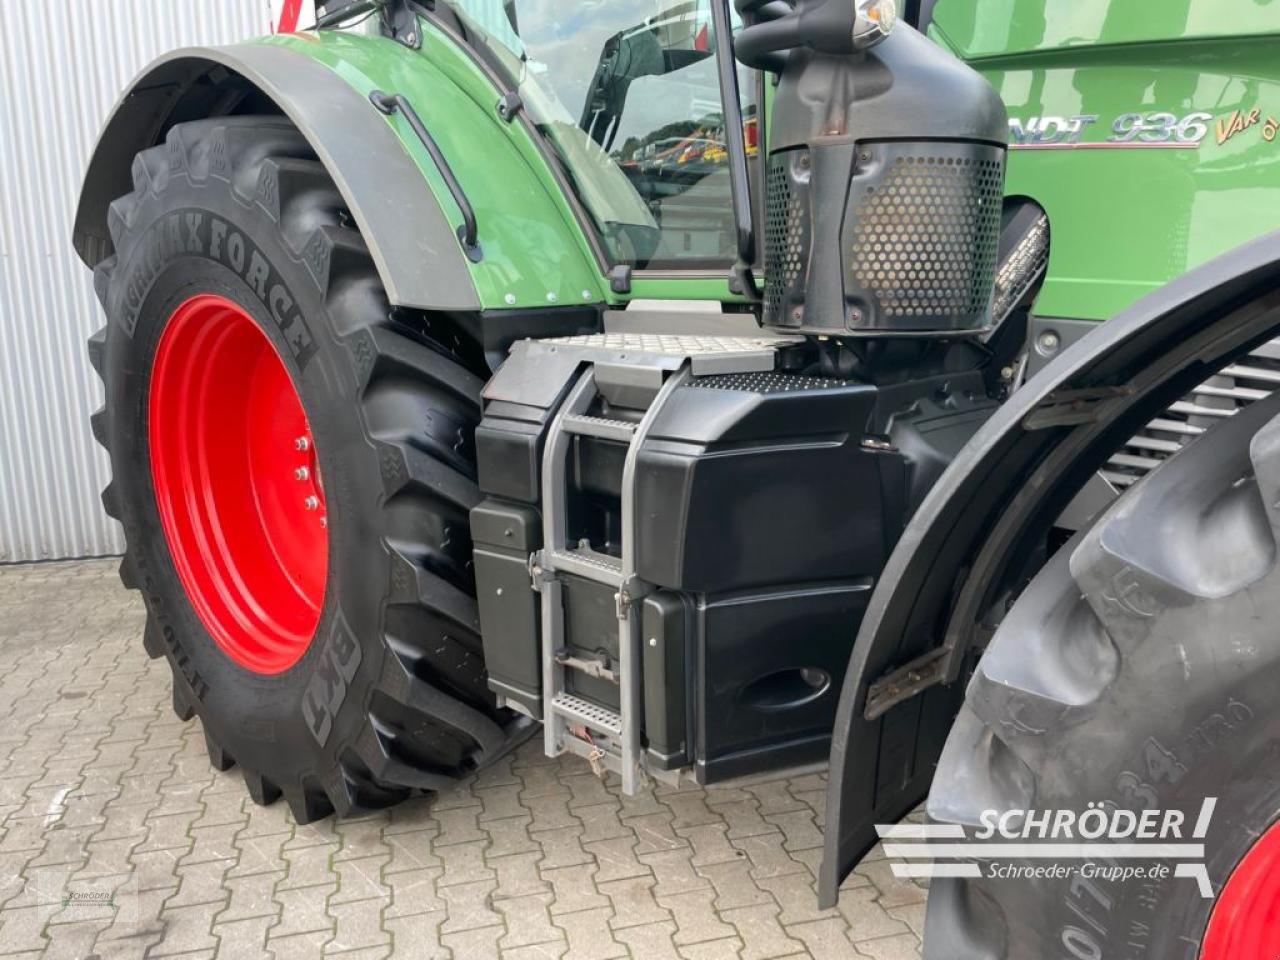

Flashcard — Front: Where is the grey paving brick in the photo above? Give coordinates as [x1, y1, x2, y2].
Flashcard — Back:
[0, 559, 927, 960]
[148, 900, 225, 956]
[722, 903, 805, 960]
[574, 802, 631, 845]
[481, 814, 539, 858]
[440, 922, 504, 960]
[678, 935, 745, 960]
[490, 852, 552, 901]
[211, 913, 274, 959]
[494, 891, 560, 949]
[614, 919, 683, 960]
[541, 864, 609, 916]
[502, 940, 570, 960]
[329, 855, 390, 905]
[382, 909, 447, 958]
[597, 875, 670, 930]
[697, 858, 773, 912]
[267, 929, 332, 959]
[857, 932, 925, 960]
[269, 885, 335, 939]
[325, 898, 393, 954]
[218, 870, 285, 923]
[553, 905, 628, 960]
[658, 888, 736, 946]
[433, 839, 494, 887]
[438, 878, 502, 933]
[582, 835, 647, 884]
[382, 866, 445, 917]
[786, 918, 868, 960]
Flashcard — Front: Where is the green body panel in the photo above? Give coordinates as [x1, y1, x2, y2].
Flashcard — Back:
[257, 4, 1280, 320]
[258, 20, 748, 310]
[929, 1, 1280, 320]
[260, 28, 607, 310]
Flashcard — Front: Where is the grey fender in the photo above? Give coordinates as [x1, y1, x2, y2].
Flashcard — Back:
[820, 232, 1280, 906]
[73, 43, 480, 311]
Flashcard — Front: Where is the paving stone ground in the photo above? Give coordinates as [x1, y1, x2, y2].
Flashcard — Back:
[0, 559, 926, 960]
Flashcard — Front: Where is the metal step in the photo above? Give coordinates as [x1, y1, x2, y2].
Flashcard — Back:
[551, 692, 622, 736]
[545, 545, 623, 586]
[562, 414, 637, 442]
[535, 352, 717, 795]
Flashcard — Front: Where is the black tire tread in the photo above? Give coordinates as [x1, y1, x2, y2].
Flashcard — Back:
[924, 392, 1280, 956]
[88, 115, 518, 824]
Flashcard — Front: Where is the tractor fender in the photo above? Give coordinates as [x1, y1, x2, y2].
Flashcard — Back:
[820, 231, 1280, 907]
[73, 43, 481, 311]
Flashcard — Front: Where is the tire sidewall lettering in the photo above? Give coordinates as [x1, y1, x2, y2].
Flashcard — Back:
[118, 208, 318, 371]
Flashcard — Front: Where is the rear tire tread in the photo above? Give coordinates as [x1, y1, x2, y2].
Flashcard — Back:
[925, 396, 1280, 957]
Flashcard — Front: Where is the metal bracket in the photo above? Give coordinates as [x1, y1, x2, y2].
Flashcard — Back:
[609, 265, 633, 295]
[316, 0, 377, 29]
[1023, 385, 1134, 430]
[554, 648, 619, 684]
[496, 92, 523, 123]
[614, 576, 648, 620]
[527, 551, 554, 592]
[863, 647, 950, 721]
[381, 0, 422, 49]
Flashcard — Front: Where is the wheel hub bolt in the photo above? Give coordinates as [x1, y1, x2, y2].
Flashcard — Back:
[294, 436, 310, 451]
[295, 467, 310, 481]
[304, 496, 320, 511]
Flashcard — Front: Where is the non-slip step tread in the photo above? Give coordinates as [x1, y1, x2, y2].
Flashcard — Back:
[561, 414, 637, 442]
[545, 546, 624, 585]
[551, 692, 622, 735]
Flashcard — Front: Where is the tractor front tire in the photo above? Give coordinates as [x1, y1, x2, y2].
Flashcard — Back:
[924, 389, 1280, 959]
[89, 116, 527, 821]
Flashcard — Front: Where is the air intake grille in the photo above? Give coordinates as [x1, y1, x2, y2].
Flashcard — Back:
[849, 144, 1004, 330]
[1103, 340, 1280, 488]
[764, 152, 808, 323]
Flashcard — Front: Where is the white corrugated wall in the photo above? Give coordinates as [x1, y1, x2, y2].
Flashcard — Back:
[0, 2, 274, 562]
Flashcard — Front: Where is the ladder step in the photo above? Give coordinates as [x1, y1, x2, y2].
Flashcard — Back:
[552, 692, 622, 736]
[561, 414, 638, 442]
[545, 546, 624, 586]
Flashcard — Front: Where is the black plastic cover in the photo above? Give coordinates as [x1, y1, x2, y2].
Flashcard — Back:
[471, 500, 543, 716]
[642, 592, 692, 770]
[634, 372, 883, 591]
[767, 24, 1006, 153]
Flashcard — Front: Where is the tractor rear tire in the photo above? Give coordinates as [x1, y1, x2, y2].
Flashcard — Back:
[89, 116, 528, 822]
[923, 389, 1280, 959]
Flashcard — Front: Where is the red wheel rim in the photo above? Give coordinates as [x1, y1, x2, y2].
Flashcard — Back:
[1201, 820, 1280, 959]
[149, 294, 328, 674]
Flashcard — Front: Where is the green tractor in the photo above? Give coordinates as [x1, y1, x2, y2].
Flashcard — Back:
[73, 0, 1280, 955]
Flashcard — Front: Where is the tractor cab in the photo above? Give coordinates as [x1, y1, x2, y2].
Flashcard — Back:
[441, 0, 753, 268]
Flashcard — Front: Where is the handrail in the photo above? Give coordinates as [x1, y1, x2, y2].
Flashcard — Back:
[370, 90, 482, 261]
[711, 0, 760, 300]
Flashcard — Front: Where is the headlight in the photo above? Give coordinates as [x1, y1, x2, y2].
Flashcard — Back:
[852, 0, 896, 49]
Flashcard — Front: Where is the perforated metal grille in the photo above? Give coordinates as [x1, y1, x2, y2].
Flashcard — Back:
[541, 332, 795, 355]
[991, 212, 1049, 322]
[764, 153, 807, 320]
[552, 692, 622, 735]
[849, 146, 1004, 329]
[690, 372, 844, 394]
